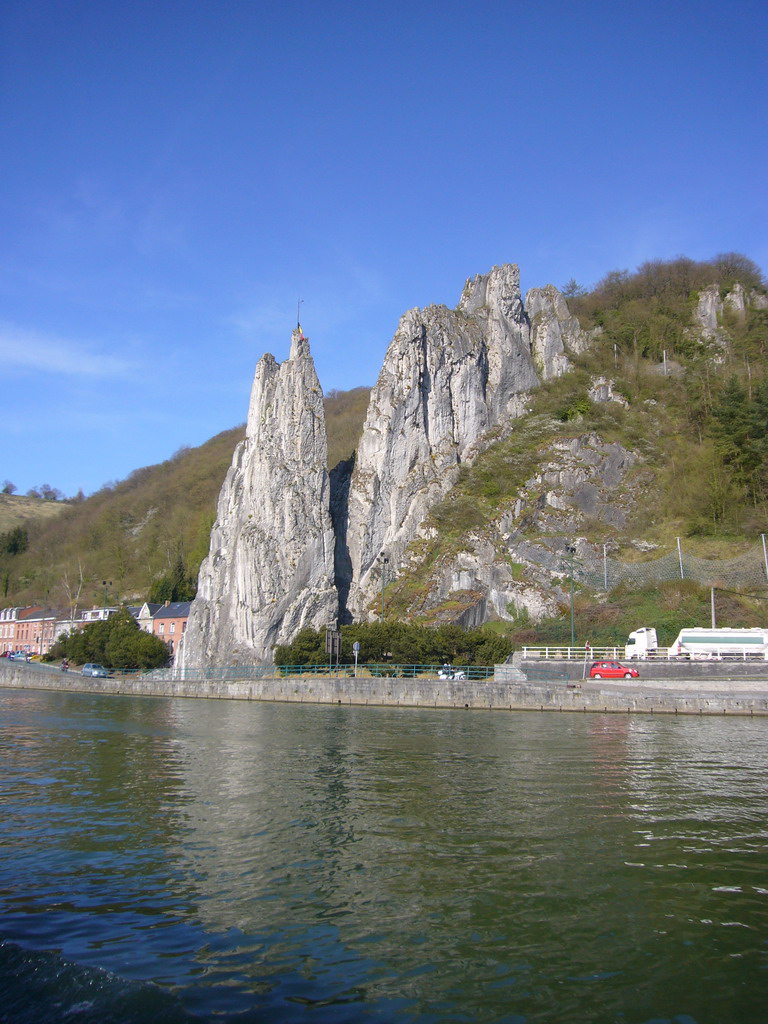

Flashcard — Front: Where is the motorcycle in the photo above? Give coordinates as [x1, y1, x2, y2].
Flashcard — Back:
[438, 666, 466, 680]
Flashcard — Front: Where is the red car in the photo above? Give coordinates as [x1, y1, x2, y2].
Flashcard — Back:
[589, 661, 639, 679]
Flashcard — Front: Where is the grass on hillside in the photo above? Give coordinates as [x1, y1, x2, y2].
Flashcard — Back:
[0, 493, 72, 533]
[1, 426, 246, 608]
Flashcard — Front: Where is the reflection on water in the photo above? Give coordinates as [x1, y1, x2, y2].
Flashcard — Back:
[0, 690, 767, 1022]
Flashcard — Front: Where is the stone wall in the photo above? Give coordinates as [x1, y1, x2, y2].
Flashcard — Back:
[3, 661, 768, 717]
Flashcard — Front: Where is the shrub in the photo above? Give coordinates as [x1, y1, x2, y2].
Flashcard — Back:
[49, 608, 170, 670]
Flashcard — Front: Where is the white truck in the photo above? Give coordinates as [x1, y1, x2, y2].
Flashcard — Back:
[625, 627, 658, 659]
[626, 626, 768, 660]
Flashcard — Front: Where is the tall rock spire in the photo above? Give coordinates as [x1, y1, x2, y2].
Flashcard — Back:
[182, 327, 337, 666]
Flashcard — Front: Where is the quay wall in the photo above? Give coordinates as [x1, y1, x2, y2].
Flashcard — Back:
[2, 660, 768, 716]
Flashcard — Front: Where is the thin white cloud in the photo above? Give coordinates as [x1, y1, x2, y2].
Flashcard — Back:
[227, 302, 291, 339]
[227, 261, 390, 345]
[0, 322, 136, 378]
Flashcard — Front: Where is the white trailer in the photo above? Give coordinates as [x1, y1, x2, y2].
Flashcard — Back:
[626, 625, 768, 660]
[669, 627, 768, 660]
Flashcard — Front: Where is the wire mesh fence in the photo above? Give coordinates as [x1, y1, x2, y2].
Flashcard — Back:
[576, 538, 768, 592]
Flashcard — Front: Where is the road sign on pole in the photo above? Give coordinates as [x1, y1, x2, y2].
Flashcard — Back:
[325, 624, 341, 672]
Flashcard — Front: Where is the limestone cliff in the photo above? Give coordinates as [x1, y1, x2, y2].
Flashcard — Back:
[373, 280, 767, 631]
[691, 282, 763, 343]
[182, 329, 337, 665]
[526, 284, 592, 376]
[343, 265, 587, 619]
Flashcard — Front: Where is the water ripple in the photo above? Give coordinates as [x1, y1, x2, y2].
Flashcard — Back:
[0, 698, 767, 1021]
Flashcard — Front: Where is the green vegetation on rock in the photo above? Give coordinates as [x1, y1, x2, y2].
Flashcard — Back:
[380, 254, 768, 642]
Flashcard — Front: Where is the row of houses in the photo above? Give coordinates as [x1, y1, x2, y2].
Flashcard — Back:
[0, 601, 192, 658]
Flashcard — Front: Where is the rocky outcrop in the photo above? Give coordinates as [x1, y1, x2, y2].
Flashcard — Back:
[692, 284, 724, 338]
[691, 282, 762, 343]
[183, 264, 591, 662]
[182, 329, 337, 666]
[526, 284, 591, 377]
[588, 376, 629, 406]
[343, 265, 585, 620]
[510, 433, 638, 532]
[415, 434, 638, 627]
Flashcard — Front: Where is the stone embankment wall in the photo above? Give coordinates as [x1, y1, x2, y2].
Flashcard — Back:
[2, 661, 768, 716]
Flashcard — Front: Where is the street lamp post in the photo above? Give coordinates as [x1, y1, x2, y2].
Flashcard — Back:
[565, 545, 576, 646]
[378, 554, 390, 619]
[325, 622, 341, 673]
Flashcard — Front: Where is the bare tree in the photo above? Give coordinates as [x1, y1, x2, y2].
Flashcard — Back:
[61, 561, 86, 633]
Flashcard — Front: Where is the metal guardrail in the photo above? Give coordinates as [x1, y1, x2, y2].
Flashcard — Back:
[144, 663, 495, 682]
[22, 662, 482, 681]
[140, 664, 274, 682]
[519, 645, 768, 662]
[276, 663, 495, 680]
[520, 646, 624, 661]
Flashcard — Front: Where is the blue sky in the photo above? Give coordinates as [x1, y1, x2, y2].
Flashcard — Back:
[1, 0, 766, 498]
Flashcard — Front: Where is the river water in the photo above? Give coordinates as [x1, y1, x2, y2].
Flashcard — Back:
[0, 690, 766, 1024]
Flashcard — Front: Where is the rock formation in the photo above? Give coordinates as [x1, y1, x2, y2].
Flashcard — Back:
[343, 265, 588, 619]
[691, 282, 761, 343]
[526, 284, 591, 376]
[182, 328, 337, 665]
[390, 431, 639, 631]
[187, 260, 758, 664]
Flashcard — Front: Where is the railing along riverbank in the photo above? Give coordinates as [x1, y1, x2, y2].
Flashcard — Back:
[520, 644, 768, 661]
[521, 645, 623, 661]
[151, 663, 494, 682]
